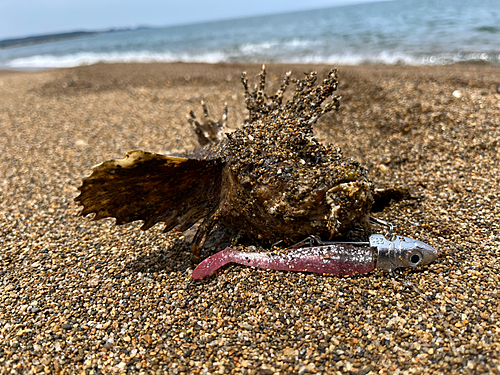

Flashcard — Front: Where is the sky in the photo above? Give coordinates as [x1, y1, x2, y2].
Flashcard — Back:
[0, 0, 383, 40]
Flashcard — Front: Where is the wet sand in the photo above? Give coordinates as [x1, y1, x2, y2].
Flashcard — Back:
[0, 62, 499, 374]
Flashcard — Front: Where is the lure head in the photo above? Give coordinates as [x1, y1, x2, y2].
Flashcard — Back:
[370, 234, 439, 272]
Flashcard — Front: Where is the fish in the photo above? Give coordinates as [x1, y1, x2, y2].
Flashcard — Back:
[75, 66, 411, 264]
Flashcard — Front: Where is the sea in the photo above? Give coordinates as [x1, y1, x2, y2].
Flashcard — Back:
[1, 0, 500, 69]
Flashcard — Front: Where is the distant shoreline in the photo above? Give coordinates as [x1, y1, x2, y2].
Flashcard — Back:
[0, 27, 151, 50]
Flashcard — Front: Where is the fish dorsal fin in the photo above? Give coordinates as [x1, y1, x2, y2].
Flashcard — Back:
[75, 150, 224, 232]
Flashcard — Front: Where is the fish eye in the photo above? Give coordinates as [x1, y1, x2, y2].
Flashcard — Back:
[409, 251, 423, 267]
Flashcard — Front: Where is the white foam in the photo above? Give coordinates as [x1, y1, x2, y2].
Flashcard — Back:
[3, 49, 499, 69]
[282, 50, 489, 66]
[240, 41, 278, 53]
[4, 50, 228, 69]
[239, 38, 314, 54]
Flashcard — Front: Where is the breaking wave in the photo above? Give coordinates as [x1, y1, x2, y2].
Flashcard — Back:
[4, 50, 500, 69]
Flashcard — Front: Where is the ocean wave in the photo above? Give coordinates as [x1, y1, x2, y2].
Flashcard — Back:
[239, 38, 315, 54]
[2, 49, 500, 69]
[2, 51, 228, 68]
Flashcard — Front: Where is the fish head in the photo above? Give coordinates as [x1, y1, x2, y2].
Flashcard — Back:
[371, 234, 439, 272]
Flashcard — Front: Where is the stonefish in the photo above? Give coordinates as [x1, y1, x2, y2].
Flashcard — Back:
[75, 66, 376, 263]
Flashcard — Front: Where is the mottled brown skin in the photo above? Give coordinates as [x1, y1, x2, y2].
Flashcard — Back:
[75, 67, 374, 264]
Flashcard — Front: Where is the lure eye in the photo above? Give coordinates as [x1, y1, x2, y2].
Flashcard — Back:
[408, 251, 423, 267]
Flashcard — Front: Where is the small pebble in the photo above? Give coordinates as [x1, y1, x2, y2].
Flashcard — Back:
[379, 163, 389, 172]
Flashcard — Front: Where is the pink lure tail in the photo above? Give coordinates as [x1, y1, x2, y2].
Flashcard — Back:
[192, 245, 375, 279]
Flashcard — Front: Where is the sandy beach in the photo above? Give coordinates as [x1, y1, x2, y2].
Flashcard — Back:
[0, 62, 499, 374]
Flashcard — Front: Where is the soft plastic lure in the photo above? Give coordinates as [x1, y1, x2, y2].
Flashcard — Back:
[192, 233, 438, 279]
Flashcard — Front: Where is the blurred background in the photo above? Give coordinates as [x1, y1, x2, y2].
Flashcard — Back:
[1, 0, 499, 69]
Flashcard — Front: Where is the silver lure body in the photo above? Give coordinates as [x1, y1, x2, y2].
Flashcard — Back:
[369, 234, 438, 272]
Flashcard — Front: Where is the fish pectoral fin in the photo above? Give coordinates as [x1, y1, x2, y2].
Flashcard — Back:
[75, 150, 225, 232]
